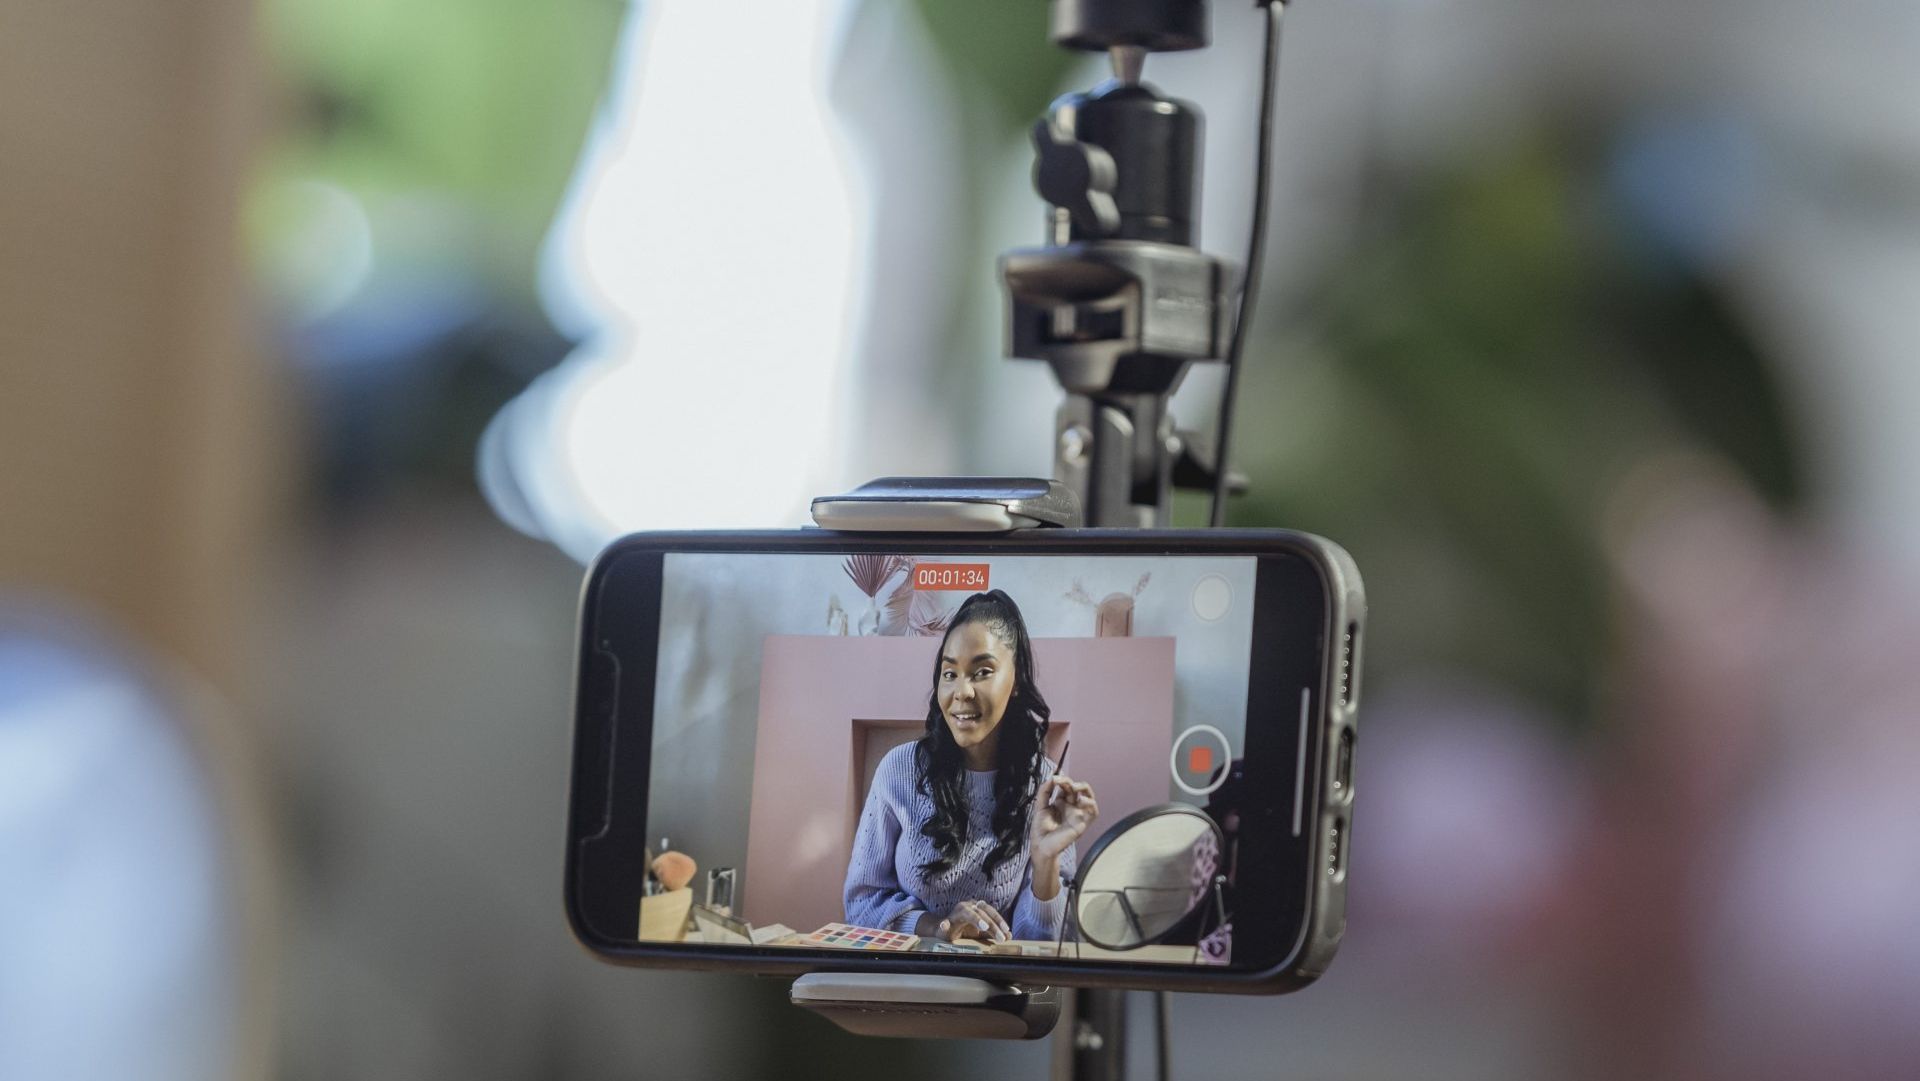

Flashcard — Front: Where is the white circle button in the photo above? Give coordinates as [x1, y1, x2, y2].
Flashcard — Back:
[1191, 574, 1232, 622]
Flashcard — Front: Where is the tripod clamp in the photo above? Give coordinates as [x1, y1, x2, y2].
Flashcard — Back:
[788, 477, 1078, 1041]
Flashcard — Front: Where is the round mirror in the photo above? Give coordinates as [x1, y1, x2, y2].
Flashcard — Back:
[1071, 802, 1223, 951]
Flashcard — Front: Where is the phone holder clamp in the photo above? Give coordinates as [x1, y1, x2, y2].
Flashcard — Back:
[810, 477, 1083, 532]
[789, 974, 1063, 1041]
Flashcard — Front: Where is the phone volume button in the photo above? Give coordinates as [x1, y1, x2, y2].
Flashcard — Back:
[588, 650, 621, 718]
[580, 649, 622, 834]
[1331, 726, 1354, 803]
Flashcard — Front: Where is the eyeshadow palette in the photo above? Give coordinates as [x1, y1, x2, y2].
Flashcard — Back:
[804, 922, 920, 951]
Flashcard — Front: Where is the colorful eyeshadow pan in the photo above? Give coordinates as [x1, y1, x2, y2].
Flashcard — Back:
[804, 923, 921, 951]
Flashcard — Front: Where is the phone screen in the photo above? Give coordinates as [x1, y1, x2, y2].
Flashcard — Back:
[570, 535, 1338, 979]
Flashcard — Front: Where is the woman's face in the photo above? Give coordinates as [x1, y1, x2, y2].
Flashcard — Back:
[937, 620, 1016, 760]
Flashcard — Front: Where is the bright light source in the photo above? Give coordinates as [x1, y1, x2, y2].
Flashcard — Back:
[485, 0, 866, 562]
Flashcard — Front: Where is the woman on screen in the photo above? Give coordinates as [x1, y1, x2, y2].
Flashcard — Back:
[844, 590, 1099, 943]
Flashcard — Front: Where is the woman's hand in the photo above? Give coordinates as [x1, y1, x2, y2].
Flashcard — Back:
[937, 899, 1011, 944]
[1030, 774, 1099, 865]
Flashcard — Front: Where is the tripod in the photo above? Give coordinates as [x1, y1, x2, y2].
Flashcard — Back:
[1005, 0, 1285, 1071]
[794, 3, 1292, 1078]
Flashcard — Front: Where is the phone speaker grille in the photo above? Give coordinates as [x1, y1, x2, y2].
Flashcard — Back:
[1327, 815, 1347, 882]
[1338, 621, 1358, 706]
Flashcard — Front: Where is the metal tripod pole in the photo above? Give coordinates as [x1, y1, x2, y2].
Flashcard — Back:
[1055, 986, 1131, 1081]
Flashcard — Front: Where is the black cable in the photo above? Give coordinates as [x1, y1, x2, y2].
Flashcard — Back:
[1173, 9, 1287, 1077]
[1155, 990, 1170, 1081]
[1208, 1, 1287, 528]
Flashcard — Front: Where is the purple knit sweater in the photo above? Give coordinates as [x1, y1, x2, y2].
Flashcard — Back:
[843, 742, 1073, 940]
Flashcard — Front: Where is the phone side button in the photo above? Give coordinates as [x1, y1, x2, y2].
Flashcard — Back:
[1331, 726, 1354, 803]
[577, 649, 622, 835]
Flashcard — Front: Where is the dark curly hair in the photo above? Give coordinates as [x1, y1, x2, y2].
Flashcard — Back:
[914, 589, 1051, 880]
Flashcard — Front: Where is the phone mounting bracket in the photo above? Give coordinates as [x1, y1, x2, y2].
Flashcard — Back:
[790, 475, 1077, 1042]
[810, 477, 1082, 533]
[790, 973, 1064, 1041]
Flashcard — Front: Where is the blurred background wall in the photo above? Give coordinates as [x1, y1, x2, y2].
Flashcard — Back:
[2, 2, 273, 1078]
[5, 0, 1920, 1079]
[1, 0, 271, 694]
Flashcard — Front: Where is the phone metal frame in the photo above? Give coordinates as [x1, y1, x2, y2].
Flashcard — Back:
[564, 527, 1362, 994]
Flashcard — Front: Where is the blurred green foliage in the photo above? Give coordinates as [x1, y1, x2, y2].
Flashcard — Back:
[907, 0, 1077, 131]
[1228, 132, 1802, 729]
[252, 0, 1070, 308]
[252, 0, 625, 300]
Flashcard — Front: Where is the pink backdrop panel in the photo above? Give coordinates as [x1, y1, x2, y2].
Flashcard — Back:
[743, 635, 1175, 935]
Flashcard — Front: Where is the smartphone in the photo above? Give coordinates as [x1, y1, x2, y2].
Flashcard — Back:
[565, 529, 1363, 993]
